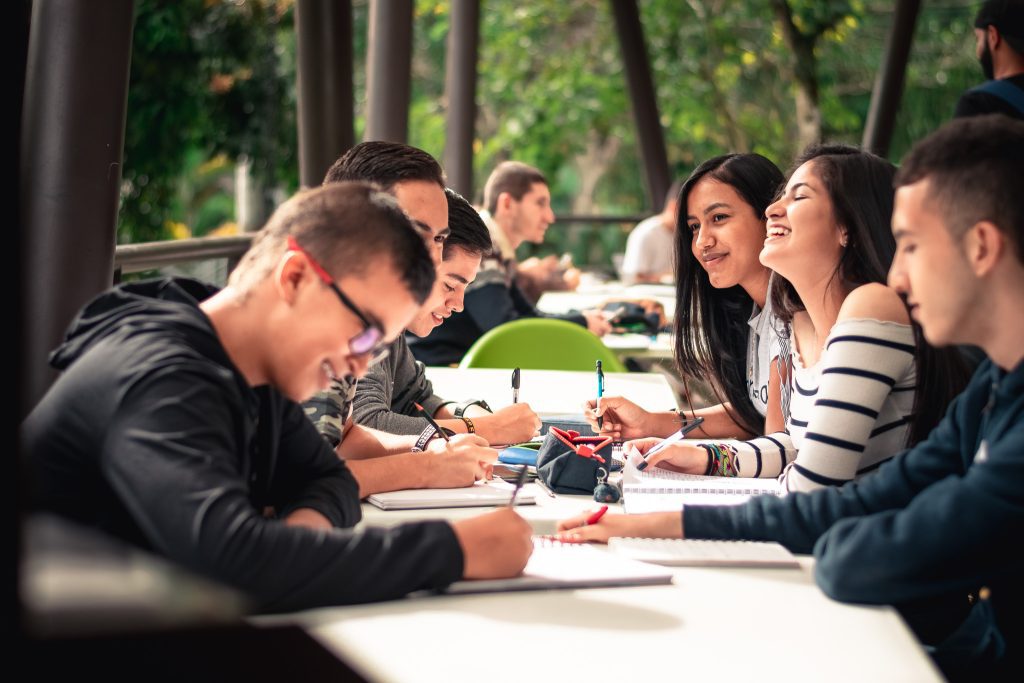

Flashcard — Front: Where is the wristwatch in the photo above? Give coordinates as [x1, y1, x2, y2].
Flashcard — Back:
[454, 399, 492, 418]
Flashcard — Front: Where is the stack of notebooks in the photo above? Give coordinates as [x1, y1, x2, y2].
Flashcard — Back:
[622, 462, 781, 513]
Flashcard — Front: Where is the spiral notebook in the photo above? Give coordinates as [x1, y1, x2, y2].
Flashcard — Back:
[366, 479, 536, 510]
[622, 462, 781, 513]
[608, 538, 800, 568]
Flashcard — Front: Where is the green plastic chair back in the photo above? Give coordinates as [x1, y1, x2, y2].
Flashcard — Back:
[458, 317, 627, 372]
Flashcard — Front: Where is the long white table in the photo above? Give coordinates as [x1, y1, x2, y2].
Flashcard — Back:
[424, 367, 679, 415]
[260, 496, 944, 683]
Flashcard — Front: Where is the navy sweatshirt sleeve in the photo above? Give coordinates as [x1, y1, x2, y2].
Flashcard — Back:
[683, 363, 1024, 606]
[101, 364, 464, 613]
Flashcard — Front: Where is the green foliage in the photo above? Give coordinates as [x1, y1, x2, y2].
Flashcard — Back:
[123, 0, 984, 269]
[120, 0, 296, 243]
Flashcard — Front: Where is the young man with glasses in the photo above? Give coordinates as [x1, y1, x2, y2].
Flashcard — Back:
[22, 182, 533, 610]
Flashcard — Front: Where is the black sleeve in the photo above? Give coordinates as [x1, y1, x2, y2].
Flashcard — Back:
[101, 365, 464, 612]
[266, 397, 362, 527]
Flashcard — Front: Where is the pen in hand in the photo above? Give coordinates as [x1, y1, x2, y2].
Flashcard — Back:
[595, 360, 605, 429]
[636, 416, 705, 471]
[414, 402, 451, 443]
[584, 505, 608, 526]
[508, 464, 530, 507]
[512, 367, 520, 404]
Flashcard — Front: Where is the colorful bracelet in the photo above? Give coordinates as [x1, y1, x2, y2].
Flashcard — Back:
[702, 442, 739, 477]
[461, 416, 476, 434]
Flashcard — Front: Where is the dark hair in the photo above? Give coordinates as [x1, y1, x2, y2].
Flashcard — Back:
[444, 188, 493, 259]
[769, 145, 897, 325]
[975, 0, 1024, 52]
[672, 153, 784, 436]
[482, 161, 548, 214]
[895, 114, 1024, 263]
[770, 144, 970, 447]
[323, 141, 445, 192]
[231, 182, 436, 305]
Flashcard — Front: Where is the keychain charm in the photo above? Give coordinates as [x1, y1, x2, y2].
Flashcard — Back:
[593, 466, 622, 504]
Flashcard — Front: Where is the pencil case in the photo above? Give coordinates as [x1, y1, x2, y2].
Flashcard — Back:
[536, 428, 614, 495]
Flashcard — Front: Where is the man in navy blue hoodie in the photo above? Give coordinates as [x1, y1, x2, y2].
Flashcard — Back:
[558, 114, 1024, 680]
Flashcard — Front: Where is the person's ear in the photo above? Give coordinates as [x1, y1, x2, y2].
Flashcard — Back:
[274, 251, 307, 305]
[839, 226, 849, 248]
[988, 24, 1001, 51]
[498, 191, 514, 214]
[964, 221, 1005, 278]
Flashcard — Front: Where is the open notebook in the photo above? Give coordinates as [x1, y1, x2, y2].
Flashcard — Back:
[609, 538, 800, 568]
[438, 538, 673, 595]
[622, 461, 781, 513]
[366, 479, 536, 510]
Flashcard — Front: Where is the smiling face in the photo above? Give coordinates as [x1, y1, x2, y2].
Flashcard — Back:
[270, 254, 419, 402]
[392, 180, 450, 264]
[889, 179, 978, 347]
[406, 247, 482, 337]
[686, 177, 771, 293]
[760, 160, 846, 284]
[505, 182, 555, 245]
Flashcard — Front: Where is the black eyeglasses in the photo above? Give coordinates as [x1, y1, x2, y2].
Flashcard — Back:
[287, 236, 385, 357]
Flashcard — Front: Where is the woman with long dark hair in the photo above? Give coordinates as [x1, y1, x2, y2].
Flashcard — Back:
[632, 145, 971, 492]
[585, 153, 786, 440]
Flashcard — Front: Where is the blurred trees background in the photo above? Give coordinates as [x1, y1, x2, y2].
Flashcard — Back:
[120, 0, 981, 267]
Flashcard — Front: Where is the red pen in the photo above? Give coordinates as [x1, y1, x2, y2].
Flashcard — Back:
[584, 505, 609, 526]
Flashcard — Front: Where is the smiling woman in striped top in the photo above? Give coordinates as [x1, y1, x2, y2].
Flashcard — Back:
[632, 145, 971, 492]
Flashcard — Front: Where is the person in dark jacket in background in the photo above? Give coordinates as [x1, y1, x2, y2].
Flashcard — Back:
[22, 182, 533, 613]
[954, 0, 1024, 119]
[557, 115, 1024, 681]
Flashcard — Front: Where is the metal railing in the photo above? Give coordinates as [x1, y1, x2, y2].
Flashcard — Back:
[112, 215, 649, 281]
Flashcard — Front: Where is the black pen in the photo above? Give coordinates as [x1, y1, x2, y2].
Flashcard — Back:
[595, 360, 605, 429]
[414, 402, 451, 443]
[636, 416, 705, 471]
[508, 464, 530, 507]
[512, 367, 521, 404]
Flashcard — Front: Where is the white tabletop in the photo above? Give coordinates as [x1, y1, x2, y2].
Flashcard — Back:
[259, 511, 942, 683]
[424, 367, 679, 415]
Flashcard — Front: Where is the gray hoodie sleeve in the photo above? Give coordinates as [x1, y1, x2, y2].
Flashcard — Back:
[352, 335, 446, 435]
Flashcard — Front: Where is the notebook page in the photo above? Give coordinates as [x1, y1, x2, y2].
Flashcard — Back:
[621, 460, 780, 512]
[441, 538, 673, 594]
[366, 479, 536, 510]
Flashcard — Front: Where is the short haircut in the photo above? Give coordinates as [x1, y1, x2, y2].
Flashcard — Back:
[323, 141, 445, 192]
[895, 114, 1024, 262]
[975, 0, 1024, 53]
[229, 182, 435, 304]
[482, 161, 548, 214]
[444, 188, 493, 260]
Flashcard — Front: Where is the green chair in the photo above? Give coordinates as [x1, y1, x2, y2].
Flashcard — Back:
[459, 317, 627, 372]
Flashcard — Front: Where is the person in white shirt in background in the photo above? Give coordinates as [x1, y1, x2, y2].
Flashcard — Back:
[620, 179, 683, 285]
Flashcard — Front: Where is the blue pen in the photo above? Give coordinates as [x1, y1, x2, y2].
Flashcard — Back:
[595, 360, 605, 429]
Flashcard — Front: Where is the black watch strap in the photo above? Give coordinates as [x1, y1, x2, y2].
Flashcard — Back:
[454, 398, 492, 418]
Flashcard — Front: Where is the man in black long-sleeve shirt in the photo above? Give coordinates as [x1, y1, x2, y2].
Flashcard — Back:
[22, 182, 533, 613]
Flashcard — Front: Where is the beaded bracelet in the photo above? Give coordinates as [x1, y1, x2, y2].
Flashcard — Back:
[702, 442, 739, 477]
